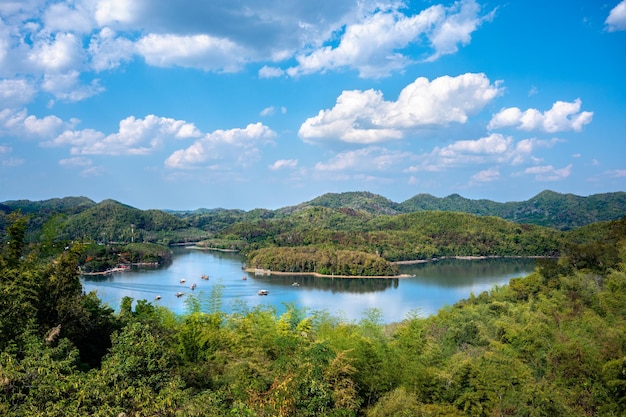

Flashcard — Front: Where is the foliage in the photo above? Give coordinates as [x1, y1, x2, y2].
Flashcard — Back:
[2, 199, 626, 415]
[79, 242, 173, 273]
[248, 246, 399, 276]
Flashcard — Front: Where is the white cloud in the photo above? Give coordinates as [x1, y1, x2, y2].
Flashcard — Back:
[88, 28, 135, 71]
[42, 71, 105, 102]
[488, 99, 593, 133]
[48, 114, 202, 155]
[299, 73, 501, 144]
[524, 164, 572, 181]
[258, 66, 285, 78]
[405, 133, 561, 173]
[260, 106, 276, 117]
[43, 2, 95, 33]
[59, 156, 92, 167]
[28, 32, 84, 73]
[0, 108, 69, 139]
[94, 0, 140, 27]
[314, 146, 411, 172]
[165, 122, 276, 169]
[0, 79, 37, 107]
[470, 167, 500, 183]
[59, 156, 105, 176]
[606, 0, 626, 31]
[426, 0, 496, 62]
[605, 169, 626, 178]
[269, 159, 298, 170]
[136, 33, 249, 72]
[288, 0, 492, 78]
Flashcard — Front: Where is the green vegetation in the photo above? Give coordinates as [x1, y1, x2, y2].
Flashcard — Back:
[1, 210, 626, 415]
[217, 208, 565, 273]
[79, 242, 173, 273]
[248, 246, 399, 276]
[6, 191, 625, 276]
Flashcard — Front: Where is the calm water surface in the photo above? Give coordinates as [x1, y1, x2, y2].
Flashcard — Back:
[81, 248, 536, 323]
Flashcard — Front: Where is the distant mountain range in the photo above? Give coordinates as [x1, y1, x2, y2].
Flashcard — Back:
[1, 191, 625, 239]
[283, 190, 626, 230]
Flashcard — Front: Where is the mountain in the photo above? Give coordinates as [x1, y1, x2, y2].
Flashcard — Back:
[2, 190, 625, 242]
[399, 190, 626, 230]
[58, 199, 192, 243]
[280, 191, 403, 216]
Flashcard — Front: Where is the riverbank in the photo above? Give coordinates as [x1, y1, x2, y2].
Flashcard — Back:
[79, 262, 158, 276]
[186, 245, 239, 253]
[246, 255, 546, 278]
[244, 267, 412, 279]
[394, 255, 551, 265]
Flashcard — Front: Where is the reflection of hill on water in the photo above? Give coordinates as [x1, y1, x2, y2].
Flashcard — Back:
[253, 274, 399, 293]
[400, 258, 536, 281]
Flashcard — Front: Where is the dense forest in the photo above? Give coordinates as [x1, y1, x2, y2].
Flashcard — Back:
[0, 202, 626, 415]
[1, 191, 625, 276]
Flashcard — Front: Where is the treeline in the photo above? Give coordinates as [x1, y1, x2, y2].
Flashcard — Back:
[80, 242, 173, 273]
[218, 208, 565, 263]
[1, 213, 625, 415]
[248, 246, 399, 276]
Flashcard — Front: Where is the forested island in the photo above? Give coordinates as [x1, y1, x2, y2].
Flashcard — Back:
[0, 191, 625, 415]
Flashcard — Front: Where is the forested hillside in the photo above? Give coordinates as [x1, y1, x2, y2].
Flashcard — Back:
[1, 207, 625, 416]
[2, 190, 625, 243]
[295, 190, 626, 230]
[218, 208, 565, 276]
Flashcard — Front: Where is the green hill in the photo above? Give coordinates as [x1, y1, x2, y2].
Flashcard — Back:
[399, 190, 626, 230]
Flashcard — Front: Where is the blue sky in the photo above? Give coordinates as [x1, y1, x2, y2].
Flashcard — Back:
[0, 0, 625, 210]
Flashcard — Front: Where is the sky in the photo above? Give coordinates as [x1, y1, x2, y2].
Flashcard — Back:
[0, 0, 625, 210]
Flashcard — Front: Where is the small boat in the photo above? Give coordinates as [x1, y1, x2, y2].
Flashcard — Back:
[180, 278, 186, 284]
[155, 295, 162, 300]
[291, 282, 300, 287]
[176, 292, 183, 297]
[190, 283, 197, 290]
[242, 276, 247, 280]
[258, 289, 269, 296]
[201, 274, 209, 280]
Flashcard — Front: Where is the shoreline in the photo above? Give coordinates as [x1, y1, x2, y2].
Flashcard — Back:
[246, 255, 545, 279]
[393, 255, 551, 265]
[79, 262, 158, 276]
[245, 268, 412, 279]
[185, 245, 239, 253]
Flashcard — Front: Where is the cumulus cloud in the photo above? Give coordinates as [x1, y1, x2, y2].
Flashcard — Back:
[88, 28, 135, 72]
[165, 122, 276, 169]
[488, 99, 593, 133]
[288, 0, 493, 78]
[258, 66, 285, 78]
[606, 0, 626, 31]
[299, 73, 501, 144]
[0, 79, 37, 107]
[0, 108, 69, 139]
[404, 133, 562, 173]
[46, 114, 202, 155]
[314, 147, 412, 172]
[0, 0, 494, 106]
[269, 159, 298, 170]
[523, 164, 572, 181]
[43, 2, 95, 33]
[136, 34, 248, 72]
[42, 71, 105, 102]
[470, 167, 500, 184]
[59, 156, 104, 177]
[27, 32, 84, 73]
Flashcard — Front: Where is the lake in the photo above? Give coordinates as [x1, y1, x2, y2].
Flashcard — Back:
[81, 248, 536, 323]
